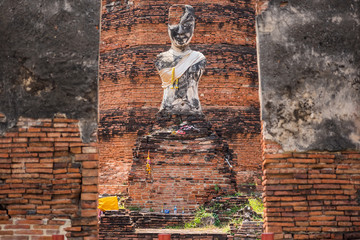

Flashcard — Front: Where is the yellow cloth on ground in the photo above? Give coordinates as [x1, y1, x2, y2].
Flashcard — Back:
[98, 196, 119, 212]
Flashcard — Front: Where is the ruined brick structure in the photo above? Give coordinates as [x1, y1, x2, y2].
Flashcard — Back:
[3, 0, 359, 239]
[262, 147, 360, 239]
[0, 118, 98, 239]
[128, 115, 237, 210]
[99, 0, 262, 200]
[257, 0, 360, 239]
[0, 1, 100, 239]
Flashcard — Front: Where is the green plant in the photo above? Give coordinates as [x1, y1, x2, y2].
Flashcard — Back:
[230, 217, 243, 226]
[213, 213, 221, 227]
[214, 184, 220, 192]
[222, 224, 230, 233]
[127, 206, 142, 211]
[117, 197, 125, 209]
[248, 198, 264, 215]
[224, 205, 243, 216]
[234, 191, 245, 196]
[184, 207, 213, 228]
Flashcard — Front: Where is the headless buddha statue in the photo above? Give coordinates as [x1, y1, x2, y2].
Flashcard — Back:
[155, 5, 206, 116]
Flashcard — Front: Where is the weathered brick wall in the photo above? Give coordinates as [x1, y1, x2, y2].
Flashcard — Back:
[257, 0, 360, 239]
[127, 117, 237, 210]
[100, 232, 228, 240]
[262, 143, 360, 239]
[99, 0, 262, 195]
[0, 1, 99, 239]
[0, 118, 98, 239]
[100, 211, 194, 232]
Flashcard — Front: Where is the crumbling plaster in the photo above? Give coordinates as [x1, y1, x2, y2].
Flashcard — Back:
[0, 0, 100, 139]
[257, 0, 360, 151]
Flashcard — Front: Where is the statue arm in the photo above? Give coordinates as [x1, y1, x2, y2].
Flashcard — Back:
[189, 58, 206, 82]
[154, 54, 163, 72]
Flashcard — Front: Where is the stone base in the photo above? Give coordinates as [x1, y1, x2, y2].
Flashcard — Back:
[127, 115, 237, 210]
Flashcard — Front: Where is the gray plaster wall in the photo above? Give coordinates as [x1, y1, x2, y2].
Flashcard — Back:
[257, 0, 360, 152]
[0, 0, 100, 138]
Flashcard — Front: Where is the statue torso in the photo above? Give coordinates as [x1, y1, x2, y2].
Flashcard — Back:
[155, 49, 206, 116]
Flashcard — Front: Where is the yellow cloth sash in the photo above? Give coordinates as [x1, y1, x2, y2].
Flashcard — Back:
[159, 51, 205, 89]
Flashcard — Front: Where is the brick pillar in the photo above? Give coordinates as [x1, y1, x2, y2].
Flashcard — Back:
[0, 118, 98, 239]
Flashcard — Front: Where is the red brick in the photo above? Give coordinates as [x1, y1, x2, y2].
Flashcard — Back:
[68, 168, 80, 173]
[54, 173, 81, 179]
[28, 142, 53, 147]
[26, 168, 52, 174]
[28, 128, 41, 132]
[308, 154, 336, 159]
[23, 195, 51, 200]
[75, 154, 98, 161]
[53, 118, 79, 123]
[264, 153, 293, 159]
[70, 147, 82, 153]
[53, 123, 68, 128]
[54, 137, 81, 142]
[53, 169, 67, 174]
[0, 138, 12, 143]
[10, 153, 38, 158]
[4, 132, 18, 137]
[64, 227, 81, 232]
[15, 220, 43, 225]
[82, 185, 98, 193]
[81, 209, 97, 217]
[27, 147, 54, 152]
[30, 237, 52, 240]
[81, 201, 97, 209]
[47, 133, 61, 138]
[69, 142, 86, 147]
[4, 225, 31, 229]
[309, 216, 335, 221]
[47, 220, 66, 225]
[82, 147, 97, 154]
[7, 209, 27, 215]
[54, 127, 78, 132]
[0, 231, 14, 235]
[82, 161, 98, 169]
[19, 133, 46, 138]
[288, 158, 317, 163]
[14, 230, 43, 235]
[5, 179, 22, 183]
[322, 227, 348, 232]
[82, 177, 98, 185]
[54, 151, 69, 157]
[25, 163, 53, 168]
[81, 193, 97, 200]
[0, 153, 9, 158]
[39, 137, 55, 142]
[82, 169, 98, 177]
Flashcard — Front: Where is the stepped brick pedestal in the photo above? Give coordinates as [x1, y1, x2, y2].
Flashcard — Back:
[128, 115, 237, 211]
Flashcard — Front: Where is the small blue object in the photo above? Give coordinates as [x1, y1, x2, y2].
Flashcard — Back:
[164, 209, 170, 214]
[174, 206, 177, 214]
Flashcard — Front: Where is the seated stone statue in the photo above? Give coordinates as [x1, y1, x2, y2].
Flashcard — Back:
[155, 4, 206, 116]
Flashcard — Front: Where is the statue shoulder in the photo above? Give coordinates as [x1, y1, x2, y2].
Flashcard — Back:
[155, 50, 206, 71]
[192, 51, 206, 69]
[156, 51, 169, 61]
[192, 51, 206, 60]
[155, 50, 184, 71]
[155, 50, 174, 71]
